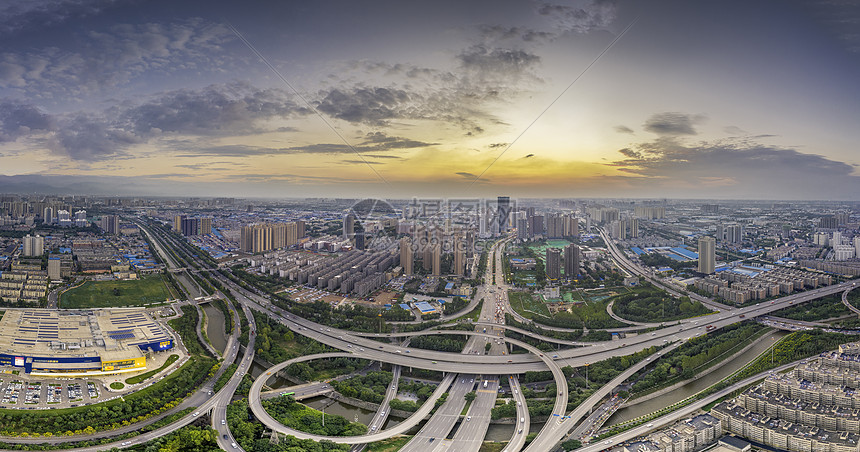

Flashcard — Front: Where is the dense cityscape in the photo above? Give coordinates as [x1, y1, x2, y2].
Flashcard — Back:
[2, 0, 860, 451]
[0, 195, 857, 452]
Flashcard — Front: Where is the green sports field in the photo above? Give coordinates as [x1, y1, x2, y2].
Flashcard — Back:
[60, 275, 171, 308]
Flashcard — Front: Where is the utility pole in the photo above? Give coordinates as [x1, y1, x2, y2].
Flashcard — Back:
[585, 363, 589, 389]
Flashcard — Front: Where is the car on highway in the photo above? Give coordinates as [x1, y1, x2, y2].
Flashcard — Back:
[467, 416, 471, 421]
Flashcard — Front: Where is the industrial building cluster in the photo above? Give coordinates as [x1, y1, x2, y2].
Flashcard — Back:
[712, 343, 860, 452]
[693, 267, 832, 304]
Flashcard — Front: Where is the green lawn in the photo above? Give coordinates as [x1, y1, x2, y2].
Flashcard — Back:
[366, 436, 412, 451]
[60, 275, 171, 308]
[125, 354, 179, 385]
[508, 291, 551, 319]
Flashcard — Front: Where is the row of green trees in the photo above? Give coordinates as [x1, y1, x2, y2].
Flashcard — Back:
[331, 371, 392, 404]
[629, 323, 765, 394]
[250, 310, 334, 365]
[286, 357, 369, 382]
[442, 297, 468, 315]
[0, 355, 216, 436]
[612, 286, 709, 322]
[771, 294, 849, 322]
[733, 330, 857, 381]
[388, 379, 437, 412]
[168, 305, 212, 357]
[262, 396, 366, 437]
[638, 253, 696, 271]
[227, 398, 350, 452]
[409, 334, 468, 352]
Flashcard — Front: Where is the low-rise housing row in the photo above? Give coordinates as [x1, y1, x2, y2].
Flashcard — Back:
[737, 386, 860, 433]
[799, 260, 860, 277]
[694, 267, 830, 304]
[763, 373, 860, 409]
[624, 414, 722, 452]
[712, 402, 860, 452]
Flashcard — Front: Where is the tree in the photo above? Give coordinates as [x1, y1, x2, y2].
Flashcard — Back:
[464, 391, 476, 403]
[562, 439, 582, 450]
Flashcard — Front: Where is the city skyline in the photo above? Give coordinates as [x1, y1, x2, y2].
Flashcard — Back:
[1, 0, 860, 199]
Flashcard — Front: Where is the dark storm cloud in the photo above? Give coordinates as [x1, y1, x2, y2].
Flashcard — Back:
[0, 82, 315, 161]
[341, 159, 384, 165]
[123, 82, 306, 136]
[285, 133, 435, 155]
[0, 18, 233, 97]
[364, 154, 402, 159]
[316, 87, 411, 126]
[0, 100, 55, 142]
[643, 112, 706, 136]
[609, 137, 859, 194]
[178, 132, 433, 159]
[174, 145, 286, 158]
[362, 132, 437, 149]
[478, 25, 556, 43]
[174, 161, 248, 170]
[49, 113, 141, 161]
[614, 125, 634, 134]
[536, 1, 617, 34]
[617, 148, 641, 159]
[313, 80, 500, 134]
[457, 45, 541, 75]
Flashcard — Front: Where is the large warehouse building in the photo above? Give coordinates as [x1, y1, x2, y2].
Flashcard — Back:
[0, 309, 174, 376]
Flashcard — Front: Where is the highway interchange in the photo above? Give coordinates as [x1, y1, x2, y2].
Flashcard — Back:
[4, 220, 858, 452]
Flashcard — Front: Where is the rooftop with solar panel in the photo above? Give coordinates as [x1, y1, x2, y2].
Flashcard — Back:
[0, 309, 175, 375]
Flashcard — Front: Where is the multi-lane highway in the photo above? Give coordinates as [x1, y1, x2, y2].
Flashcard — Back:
[506, 375, 530, 452]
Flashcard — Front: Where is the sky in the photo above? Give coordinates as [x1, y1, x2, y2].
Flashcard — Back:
[1, 0, 859, 200]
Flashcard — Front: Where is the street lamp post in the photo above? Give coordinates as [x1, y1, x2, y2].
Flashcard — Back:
[771, 336, 775, 364]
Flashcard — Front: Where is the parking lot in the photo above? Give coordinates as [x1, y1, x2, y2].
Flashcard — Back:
[0, 376, 108, 408]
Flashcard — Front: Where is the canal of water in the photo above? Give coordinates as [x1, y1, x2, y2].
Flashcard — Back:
[202, 304, 227, 354]
[605, 329, 787, 425]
